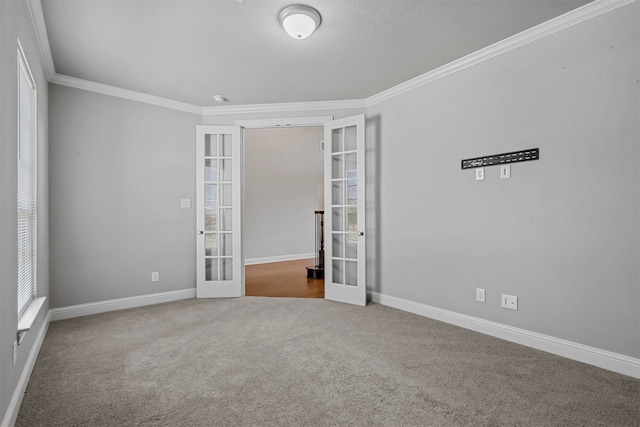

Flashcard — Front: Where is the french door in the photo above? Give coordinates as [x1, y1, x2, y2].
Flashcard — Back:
[324, 115, 367, 306]
[195, 116, 366, 305]
[196, 126, 243, 298]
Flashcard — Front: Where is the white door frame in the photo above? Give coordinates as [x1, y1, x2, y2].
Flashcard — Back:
[235, 116, 333, 129]
[200, 115, 367, 302]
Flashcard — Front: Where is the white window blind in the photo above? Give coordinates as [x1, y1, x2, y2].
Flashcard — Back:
[17, 44, 37, 317]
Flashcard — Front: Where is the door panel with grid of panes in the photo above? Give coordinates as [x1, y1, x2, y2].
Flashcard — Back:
[196, 126, 242, 298]
[324, 115, 366, 306]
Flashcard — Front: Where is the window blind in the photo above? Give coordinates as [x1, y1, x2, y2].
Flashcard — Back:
[17, 46, 37, 317]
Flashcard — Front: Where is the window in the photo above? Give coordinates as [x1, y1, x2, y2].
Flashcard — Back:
[17, 42, 37, 317]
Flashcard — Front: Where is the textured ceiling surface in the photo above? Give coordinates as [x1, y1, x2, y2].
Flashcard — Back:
[42, 0, 592, 107]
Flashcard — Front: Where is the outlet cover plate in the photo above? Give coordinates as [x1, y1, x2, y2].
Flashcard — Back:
[476, 168, 485, 181]
[502, 294, 518, 310]
[151, 272, 159, 282]
[476, 288, 485, 302]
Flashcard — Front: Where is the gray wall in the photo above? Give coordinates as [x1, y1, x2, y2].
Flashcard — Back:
[0, 0, 50, 423]
[244, 127, 324, 261]
[368, 2, 639, 358]
[49, 96, 365, 308]
[48, 84, 200, 308]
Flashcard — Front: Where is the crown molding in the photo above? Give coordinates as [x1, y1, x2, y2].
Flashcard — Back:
[50, 72, 364, 116]
[50, 74, 203, 115]
[29, 0, 633, 116]
[366, 0, 636, 107]
[202, 99, 366, 116]
[26, 0, 56, 79]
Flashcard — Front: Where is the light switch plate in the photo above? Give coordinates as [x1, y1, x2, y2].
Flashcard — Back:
[180, 199, 191, 208]
[500, 164, 511, 179]
[476, 168, 485, 181]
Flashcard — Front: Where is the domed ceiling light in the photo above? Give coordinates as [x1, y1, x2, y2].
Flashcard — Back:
[278, 4, 321, 39]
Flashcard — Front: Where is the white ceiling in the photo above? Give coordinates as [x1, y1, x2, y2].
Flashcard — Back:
[41, 0, 592, 107]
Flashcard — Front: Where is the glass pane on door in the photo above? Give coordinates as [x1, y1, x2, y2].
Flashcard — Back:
[345, 126, 357, 151]
[206, 258, 218, 281]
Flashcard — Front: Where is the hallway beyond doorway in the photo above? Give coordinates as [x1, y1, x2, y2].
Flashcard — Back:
[245, 259, 324, 298]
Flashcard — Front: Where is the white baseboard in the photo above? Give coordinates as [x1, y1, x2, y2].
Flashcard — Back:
[49, 288, 196, 321]
[244, 253, 315, 266]
[369, 291, 640, 379]
[1, 311, 50, 427]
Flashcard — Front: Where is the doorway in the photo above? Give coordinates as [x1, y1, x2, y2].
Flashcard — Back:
[196, 114, 366, 305]
[242, 126, 324, 298]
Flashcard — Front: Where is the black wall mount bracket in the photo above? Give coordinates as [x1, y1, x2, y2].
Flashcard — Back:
[461, 148, 539, 170]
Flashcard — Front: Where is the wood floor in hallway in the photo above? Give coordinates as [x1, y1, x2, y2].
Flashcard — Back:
[245, 258, 324, 298]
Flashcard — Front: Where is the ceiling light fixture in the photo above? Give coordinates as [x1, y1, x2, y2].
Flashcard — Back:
[278, 4, 321, 40]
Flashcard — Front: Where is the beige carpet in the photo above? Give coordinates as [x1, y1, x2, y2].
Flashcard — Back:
[16, 297, 640, 426]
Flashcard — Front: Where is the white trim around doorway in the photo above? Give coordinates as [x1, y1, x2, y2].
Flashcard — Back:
[235, 116, 333, 129]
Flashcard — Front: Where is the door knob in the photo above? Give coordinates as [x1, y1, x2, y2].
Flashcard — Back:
[197, 230, 204, 235]
[357, 231, 364, 236]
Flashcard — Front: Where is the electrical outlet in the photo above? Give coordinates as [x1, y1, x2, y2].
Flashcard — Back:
[500, 164, 511, 179]
[501, 294, 518, 310]
[12, 341, 18, 367]
[475, 167, 485, 181]
[151, 272, 159, 282]
[180, 198, 191, 208]
[476, 288, 485, 302]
